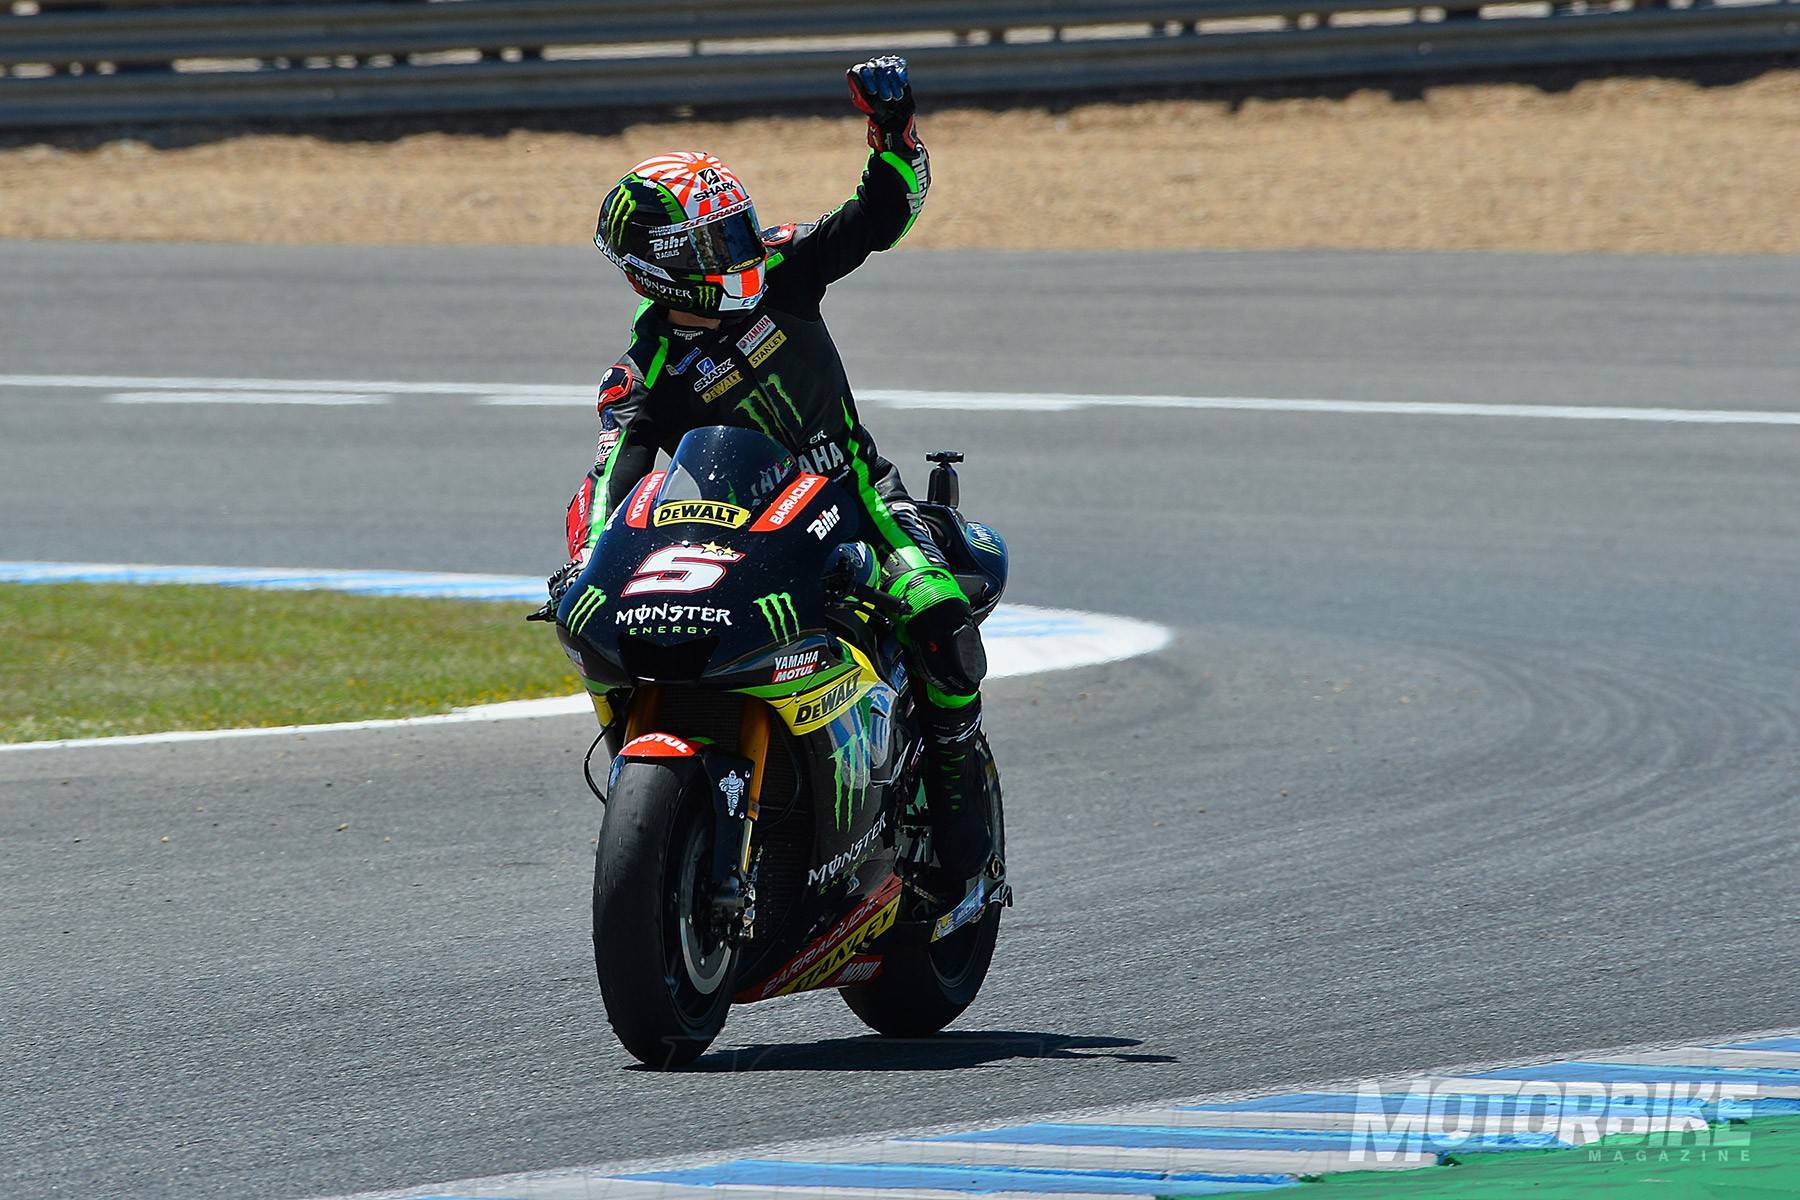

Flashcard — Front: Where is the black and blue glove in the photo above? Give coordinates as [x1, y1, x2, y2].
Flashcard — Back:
[847, 55, 918, 152]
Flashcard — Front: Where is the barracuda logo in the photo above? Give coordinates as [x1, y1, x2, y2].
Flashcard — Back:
[754, 592, 799, 642]
[565, 585, 607, 635]
[827, 720, 871, 832]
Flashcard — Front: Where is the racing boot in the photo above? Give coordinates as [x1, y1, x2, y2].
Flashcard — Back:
[920, 695, 992, 880]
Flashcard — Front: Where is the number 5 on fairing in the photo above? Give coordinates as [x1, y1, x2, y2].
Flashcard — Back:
[621, 545, 745, 596]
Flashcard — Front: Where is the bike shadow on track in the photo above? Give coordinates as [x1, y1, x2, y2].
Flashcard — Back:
[661, 1031, 1177, 1073]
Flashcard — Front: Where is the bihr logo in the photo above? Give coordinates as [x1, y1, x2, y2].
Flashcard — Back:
[806, 505, 841, 540]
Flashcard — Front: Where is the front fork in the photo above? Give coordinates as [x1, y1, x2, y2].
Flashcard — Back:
[608, 685, 772, 944]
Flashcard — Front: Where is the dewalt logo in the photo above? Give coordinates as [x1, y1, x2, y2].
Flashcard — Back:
[652, 500, 750, 530]
[754, 592, 800, 642]
[794, 673, 858, 729]
[700, 368, 743, 404]
[564, 585, 608, 635]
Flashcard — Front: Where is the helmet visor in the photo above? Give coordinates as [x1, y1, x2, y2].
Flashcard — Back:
[648, 202, 764, 275]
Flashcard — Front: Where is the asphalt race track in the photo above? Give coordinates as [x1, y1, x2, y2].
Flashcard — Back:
[2, 241, 1797, 1198]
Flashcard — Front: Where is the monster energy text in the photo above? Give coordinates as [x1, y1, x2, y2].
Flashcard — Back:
[614, 602, 733, 627]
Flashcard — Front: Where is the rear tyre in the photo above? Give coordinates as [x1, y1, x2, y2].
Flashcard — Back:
[592, 761, 734, 1068]
[841, 740, 1004, 1037]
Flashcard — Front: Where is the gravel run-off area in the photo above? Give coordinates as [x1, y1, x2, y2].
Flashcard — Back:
[2, 70, 1796, 254]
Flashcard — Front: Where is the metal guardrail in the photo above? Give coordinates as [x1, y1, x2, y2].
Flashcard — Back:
[1, 1, 1796, 128]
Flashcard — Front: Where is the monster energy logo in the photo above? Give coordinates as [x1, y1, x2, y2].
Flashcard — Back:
[753, 592, 799, 642]
[764, 374, 805, 426]
[734, 375, 804, 440]
[695, 283, 720, 309]
[736, 393, 774, 436]
[565, 585, 607, 635]
[602, 185, 637, 248]
[828, 720, 871, 831]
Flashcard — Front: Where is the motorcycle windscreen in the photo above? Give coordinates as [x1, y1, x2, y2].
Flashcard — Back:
[660, 426, 798, 511]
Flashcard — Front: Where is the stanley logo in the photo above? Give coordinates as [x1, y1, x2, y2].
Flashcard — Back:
[748, 328, 788, 367]
[652, 500, 750, 529]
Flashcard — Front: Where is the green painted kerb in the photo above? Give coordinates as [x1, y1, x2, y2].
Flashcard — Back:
[1192, 1115, 1800, 1200]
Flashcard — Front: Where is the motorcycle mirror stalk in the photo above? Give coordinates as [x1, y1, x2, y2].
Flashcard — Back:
[926, 449, 963, 508]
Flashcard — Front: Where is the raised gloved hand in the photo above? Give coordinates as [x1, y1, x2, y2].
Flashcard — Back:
[846, 55, 918, 152]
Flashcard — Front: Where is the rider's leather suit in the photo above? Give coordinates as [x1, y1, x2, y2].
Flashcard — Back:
[563, 112, 990, 875]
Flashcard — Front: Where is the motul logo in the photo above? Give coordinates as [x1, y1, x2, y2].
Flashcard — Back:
[621, 732, 696, 757]
[752, 473, 826, 531]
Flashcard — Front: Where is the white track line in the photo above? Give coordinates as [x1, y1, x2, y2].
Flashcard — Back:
[109, 390, 387, 406]
[860, 389, 1800, 424]
[0, 563, 1169, 753]
[0, 696, 593, 754]
[4, 374, 1798, 425]
[0, 373, 546, 395]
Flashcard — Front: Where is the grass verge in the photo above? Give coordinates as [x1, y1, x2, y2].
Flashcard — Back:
[0, 583, 576, 743]
[1273, 1115, 1800, 1198]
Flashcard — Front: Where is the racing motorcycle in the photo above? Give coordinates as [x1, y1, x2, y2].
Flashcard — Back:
[551, 426, 1010, 1069]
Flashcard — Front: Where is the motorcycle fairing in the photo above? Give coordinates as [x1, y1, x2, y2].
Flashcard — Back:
[739, 873, 903, 1001]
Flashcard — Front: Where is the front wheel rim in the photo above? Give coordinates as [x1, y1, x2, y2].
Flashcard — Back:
[675, 819, 730, 995]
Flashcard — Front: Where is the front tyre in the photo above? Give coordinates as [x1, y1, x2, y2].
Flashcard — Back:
[592, 761, 734, 1068]
[842, 739, 1004, 1037]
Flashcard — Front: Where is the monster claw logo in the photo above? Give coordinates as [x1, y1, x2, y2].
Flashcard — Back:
[754, 592, 800, 642]
[828, 720, 871, 831]
[695, 283, 721, 310]
[602, 184, 637, 247]
[565, 585, 608, 635]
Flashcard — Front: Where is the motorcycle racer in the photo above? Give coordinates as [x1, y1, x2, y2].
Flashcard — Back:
[553, 56, 992, 879]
